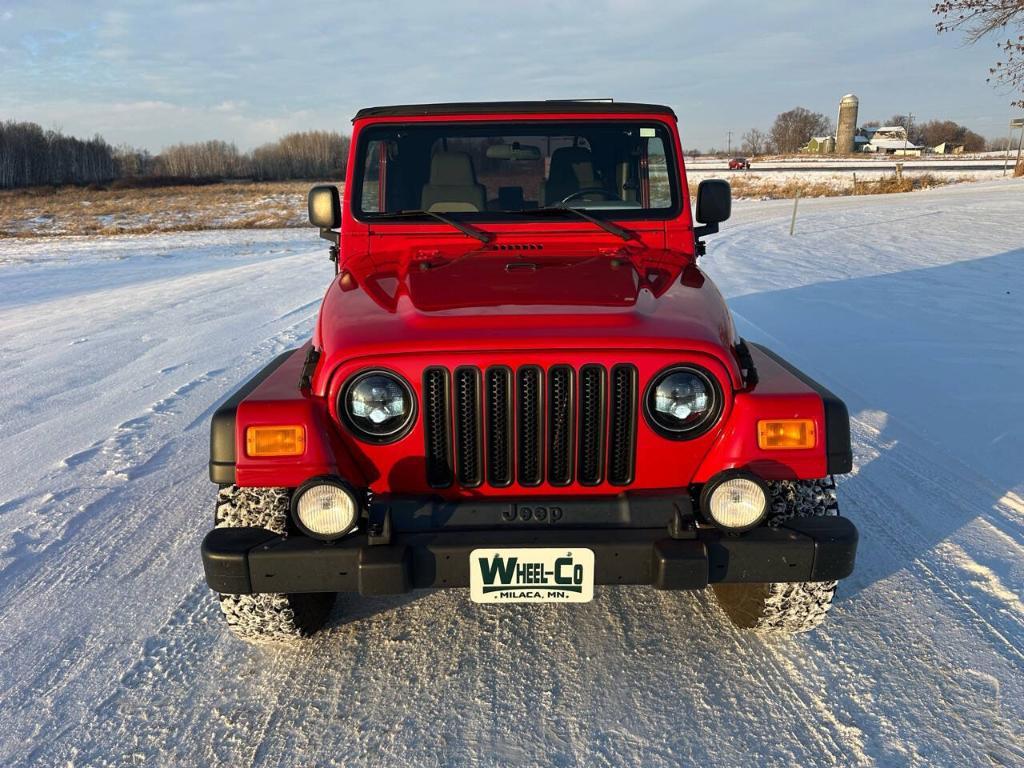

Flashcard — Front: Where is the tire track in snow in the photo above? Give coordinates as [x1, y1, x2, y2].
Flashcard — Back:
[3, 185, 1024, 766]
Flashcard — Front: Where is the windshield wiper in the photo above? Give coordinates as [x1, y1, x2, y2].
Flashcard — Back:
[371, 209, 493, 244]
[512, 205, 638, 242]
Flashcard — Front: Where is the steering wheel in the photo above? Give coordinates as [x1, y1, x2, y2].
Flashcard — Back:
[559, 187, 619, 204]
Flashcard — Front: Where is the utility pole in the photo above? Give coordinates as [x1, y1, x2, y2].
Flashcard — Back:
[1016, 119, 1024, 172]
[727, 131, 733, 156]
[903, 113, 914, 156]
[1007, 119, 1024, 176]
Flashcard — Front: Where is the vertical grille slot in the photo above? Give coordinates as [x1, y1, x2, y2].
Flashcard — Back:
[608, 364, 638, 485]
[453, 366, 482, 487]
[577, 365, 607, 485]
[423, 367, 453, 488]
[485, 367, 513, 487]
[516, 366, 543, 486]
[547, 365, 574, 486]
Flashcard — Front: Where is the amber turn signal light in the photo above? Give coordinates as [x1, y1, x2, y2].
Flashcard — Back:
[757, 419, 816, 450]
[246, 425, 306, 457]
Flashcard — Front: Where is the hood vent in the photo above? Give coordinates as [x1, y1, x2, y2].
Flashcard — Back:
[494, 243, 544, 251]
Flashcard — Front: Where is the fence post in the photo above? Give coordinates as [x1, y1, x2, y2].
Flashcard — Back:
[852, 171, 857, 195]
[789, 188, 800, 236]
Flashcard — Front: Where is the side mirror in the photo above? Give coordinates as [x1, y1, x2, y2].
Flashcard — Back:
[695, 179, 731, 226]
[308, 185, 341, 229]
[693, 179, 731, 254]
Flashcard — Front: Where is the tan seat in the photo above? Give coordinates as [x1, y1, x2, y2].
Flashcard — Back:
[542, 146, 598, 204]
[420, 152, 486, 212]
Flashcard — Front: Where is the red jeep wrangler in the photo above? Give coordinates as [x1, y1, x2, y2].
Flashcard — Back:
[201, 101, 856, 643]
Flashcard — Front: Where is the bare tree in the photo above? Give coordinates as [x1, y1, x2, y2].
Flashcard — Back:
[917, 119, 987, 150]
[113, 144, 155, 177]
[741, 128, 768, 156]
[0, 121, 352, 188]
[935, 1, 1024, 107]
[155, 140, 246, 178]
[885, 115, 925, 145]
[769, 107, 832, 154]
[250, 131, 349, 180]
[0, 121, 117, 188]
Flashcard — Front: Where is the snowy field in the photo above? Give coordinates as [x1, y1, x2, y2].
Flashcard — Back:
[0, 179, 1022, 766]
[686, 166, 1010, 196]
[686, 156, 1016, 196]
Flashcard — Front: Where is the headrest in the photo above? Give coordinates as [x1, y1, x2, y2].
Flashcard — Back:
[429, 152, 477, 185]
[549, 147, 595, 184]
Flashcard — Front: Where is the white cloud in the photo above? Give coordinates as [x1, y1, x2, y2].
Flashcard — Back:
[0, 0, 1015, 148]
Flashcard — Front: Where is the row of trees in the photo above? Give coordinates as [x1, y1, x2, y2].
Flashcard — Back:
[0, 122, 118, 189]
[863, 116, 987, 152]
[0, 122, 349, 189]
[720, 108, 996, 157]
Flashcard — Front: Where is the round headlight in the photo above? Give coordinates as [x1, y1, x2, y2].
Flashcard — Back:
[700, 472, 768, 531]
[340, 370, 416, 443]
[292, 478, 359, 540]
[643, 365, 721, 438]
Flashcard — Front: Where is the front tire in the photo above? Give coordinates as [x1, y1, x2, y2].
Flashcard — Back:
[712, 479, 840, 634]
[213, 485, 335, 643]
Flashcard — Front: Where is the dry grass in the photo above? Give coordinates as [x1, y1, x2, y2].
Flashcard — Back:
[0, 180, 334, 238]
[1015, 161, 1024, 178]
[0, 170, 981, 239]
[690, 172, 954, 201]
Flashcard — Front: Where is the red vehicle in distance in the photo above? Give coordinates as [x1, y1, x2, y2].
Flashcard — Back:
[728, 157, 751, 170]
[201, 101, 856, 643]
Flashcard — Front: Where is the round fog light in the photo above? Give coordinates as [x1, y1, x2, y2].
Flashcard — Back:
[701, 473, 768, 531]
[292, 478, 359, 540]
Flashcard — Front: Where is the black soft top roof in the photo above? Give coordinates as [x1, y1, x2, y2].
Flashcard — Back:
[353, 101, 676, 121]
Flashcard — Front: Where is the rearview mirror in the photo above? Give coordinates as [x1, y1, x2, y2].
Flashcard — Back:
[695, 179, 731, 225]
[485, 142, 542, 161]
[308, 185, 341, 229]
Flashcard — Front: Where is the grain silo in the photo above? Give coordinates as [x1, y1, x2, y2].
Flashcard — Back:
[835, 94, 859, 155]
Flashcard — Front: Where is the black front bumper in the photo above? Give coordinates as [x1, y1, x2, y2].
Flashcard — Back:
[201, 495, 858, 596]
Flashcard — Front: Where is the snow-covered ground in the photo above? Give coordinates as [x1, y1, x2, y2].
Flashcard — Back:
[686, 168, 1009, 196]
[686, 156, 1013, 168]
[0, 179, 1021, 767]
[685, 156, 1016, 195]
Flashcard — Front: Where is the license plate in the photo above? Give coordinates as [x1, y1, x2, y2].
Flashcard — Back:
[469, 548, 595, 603]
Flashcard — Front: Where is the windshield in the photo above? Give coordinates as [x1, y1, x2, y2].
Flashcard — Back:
[353, 121, 678, 220]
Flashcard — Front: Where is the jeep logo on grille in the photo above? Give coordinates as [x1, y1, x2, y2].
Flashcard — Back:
[502, 505, 564, 523]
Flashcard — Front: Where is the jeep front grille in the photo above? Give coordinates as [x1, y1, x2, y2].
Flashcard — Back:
[423, 364, 637, 489]
[423, 368, 453, 488]
[516, 366, 543, 486]
[607, 364, 639, 485]
[453, 367, 482, 487]
[485, 367, 513, 487]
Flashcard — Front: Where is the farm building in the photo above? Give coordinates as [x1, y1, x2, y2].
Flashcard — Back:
[806, 135, 836, 153]
[861, 126, 923, 156]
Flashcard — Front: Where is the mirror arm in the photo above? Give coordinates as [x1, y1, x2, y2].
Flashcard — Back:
[319, 228, 340, 264]
[692, 222, 719, 257]
[692, 222, 718, 256]
[692, 222, 718, 240]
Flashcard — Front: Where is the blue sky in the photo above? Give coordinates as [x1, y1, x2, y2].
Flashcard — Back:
[0, 1, 1019, 151]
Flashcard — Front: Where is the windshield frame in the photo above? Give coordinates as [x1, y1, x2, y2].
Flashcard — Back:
[349, 118, 683, 224]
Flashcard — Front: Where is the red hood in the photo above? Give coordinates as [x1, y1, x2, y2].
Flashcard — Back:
[311, 245, 740, 394]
